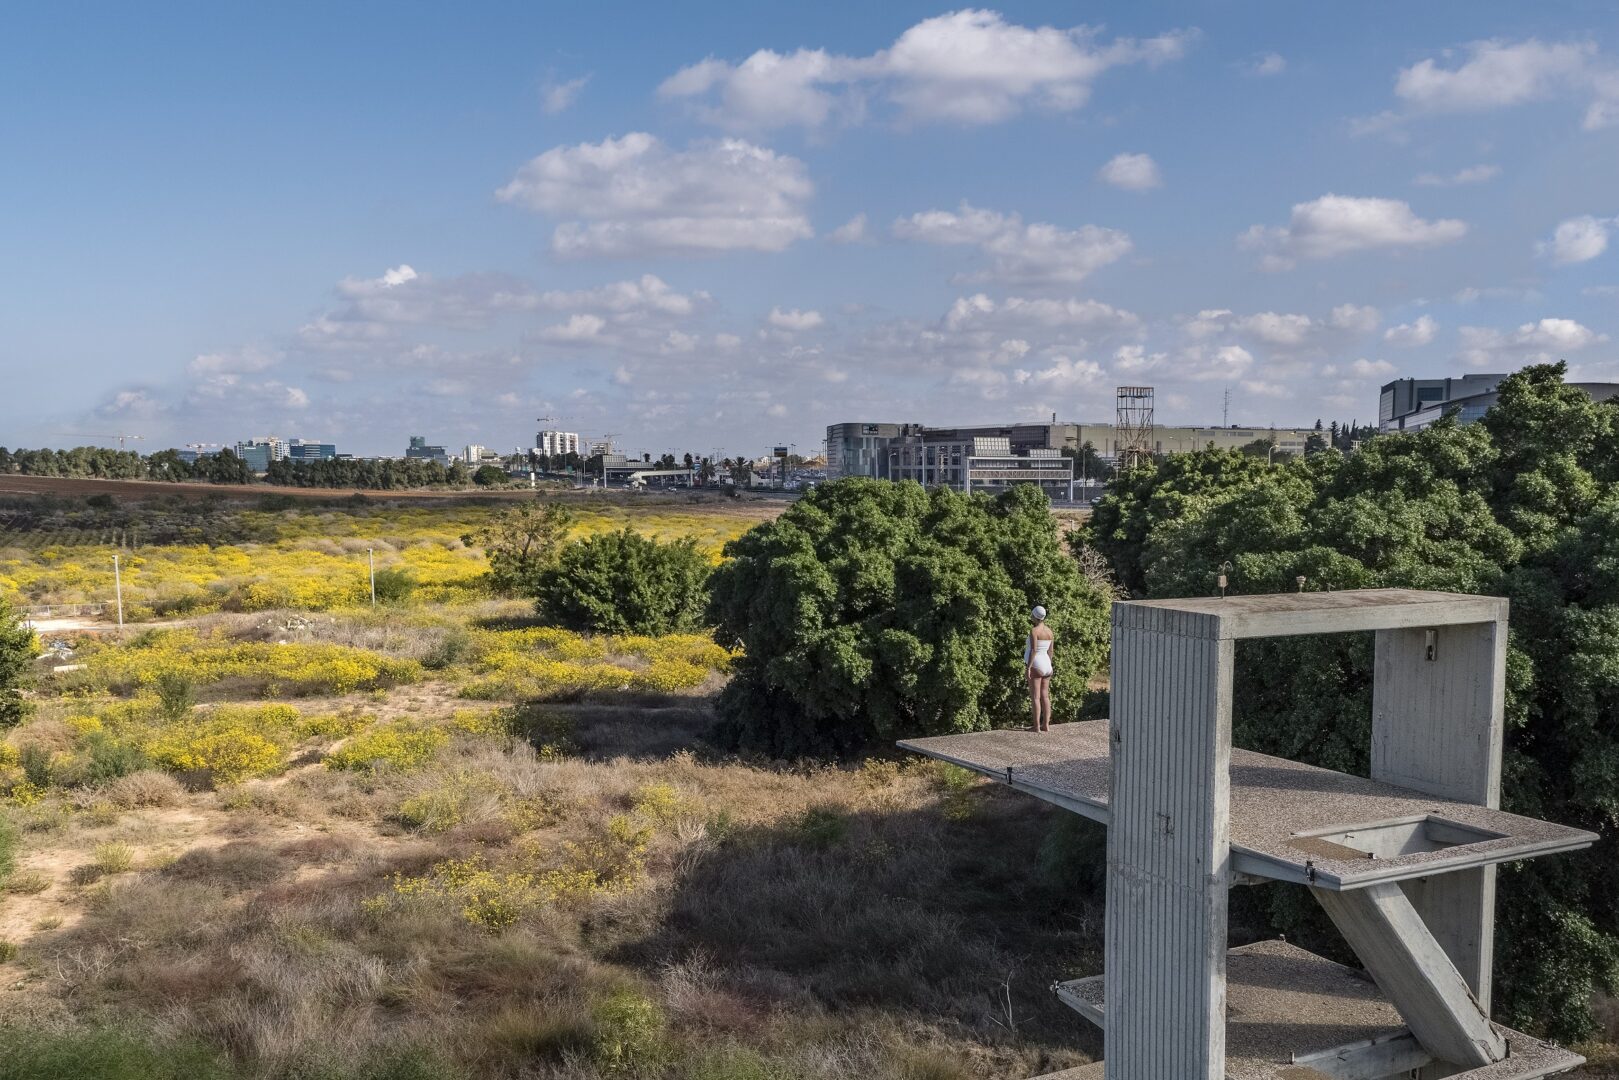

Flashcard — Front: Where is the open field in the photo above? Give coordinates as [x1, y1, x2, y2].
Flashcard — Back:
[0, 491, 1611, 1079]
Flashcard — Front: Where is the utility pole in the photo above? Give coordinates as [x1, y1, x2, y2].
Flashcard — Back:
[599, 432, 620, 489]
[112, 554, 124, 627]
[1223, 387, 1231, 428]
[368, 548, 376, 607]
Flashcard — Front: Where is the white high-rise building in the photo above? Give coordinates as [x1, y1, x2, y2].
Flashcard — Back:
[537, 430, 580, 457]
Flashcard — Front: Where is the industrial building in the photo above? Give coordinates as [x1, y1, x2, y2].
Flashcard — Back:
[286, 439, 336, 462]
[1380, 373, 1619, 433]
[826, 418, 1315, 486]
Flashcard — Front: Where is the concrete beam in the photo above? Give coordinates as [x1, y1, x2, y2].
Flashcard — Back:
[1313, 882, 1505, 1067]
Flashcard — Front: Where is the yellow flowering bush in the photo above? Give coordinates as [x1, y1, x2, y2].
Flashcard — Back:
[147, 729, 283, 784]
[73, 629, 422, 696]
[460, 629, 732, 701]
[323, 724, 448, 773]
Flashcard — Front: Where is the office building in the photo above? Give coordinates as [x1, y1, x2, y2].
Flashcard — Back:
[234, 436, 287, 472]
[286, 440, 336, 461]
[1379, 374, 1619, 433]
[405, 435, 449, 465]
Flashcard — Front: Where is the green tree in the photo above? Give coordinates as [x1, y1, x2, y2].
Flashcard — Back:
[1078, 365, 1619, 1040]
[708, 479, 1111, 755]
[472, 464, 508, 488]
[462, 502, 575, 597]
[0, 595, 40, 728]
[534, 528, 710, 635]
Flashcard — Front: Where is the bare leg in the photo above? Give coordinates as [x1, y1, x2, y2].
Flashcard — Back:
[1028, 673, 1041, 731]
[1037, 677, 1052, 731]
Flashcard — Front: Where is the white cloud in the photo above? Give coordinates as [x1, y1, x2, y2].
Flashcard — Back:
[1246, 53, 1286, 77]
[943, 293, 1139, 333]
[1098, 152, 1162, 191]
[1384, 315, 1439, 347]
[658, 10, 1195, 129]
[1240, 194, 1467, 268]
[1368, 39, 1619, 132]
[538, 313, 608, 343]
[1540, 215, 1614, 265]
[187, 346, 281, 376]
[1458, 317, 1607, 366]
[1233, 311, 1315, 347]
[497, 133, 814, 257]
[1241, 379, 1292, 398]
[829, 213, 870, 244]
[1350, 358, 1396, 377]
[1330, 304, 1381, 334]
[767, 307, 825, 331]
[1395, 39, 1594, 112]
[537, 275, 706, 317]
[894, 201, 1131, 285]
[1015, 354, 1106, 386]
[1413, 164, 1500, 187]
[1183, 309, 1232, 339]
[541, 75, 590, 115]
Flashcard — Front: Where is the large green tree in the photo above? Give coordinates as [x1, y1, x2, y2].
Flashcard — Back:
[1077, 365, 1619, 1039]
[462, 502, 575, 598]
[708, 479, 1110, 755]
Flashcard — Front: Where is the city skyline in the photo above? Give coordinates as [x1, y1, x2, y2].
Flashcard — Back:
[6, 3, 1619, 455]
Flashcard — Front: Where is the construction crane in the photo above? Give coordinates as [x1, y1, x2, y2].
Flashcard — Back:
[56, 433, 145, 450]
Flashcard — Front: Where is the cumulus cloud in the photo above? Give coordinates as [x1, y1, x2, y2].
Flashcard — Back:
[1361, 39, 1619, 132]
[187, 346, 282, 376]
[1350, 358, 1397, 377]
[1458, 317, 1607, 366]
[1097, 152, 1162, 191]
[1539, 215, 1615, 265]
[1330, 304, 1381, 334]
[1233, 312, 1316, 347]
[767, 307, 825, 331]
[658, 10, 1195, 129]
[943, 293, 1138, 332]
[1239, 194, 1467, 268]
[894, 201, 1131, 285]
[497, 133, 814, 256]
[541, 75, 590, 115]
[828, 213, 870, 244]
[1384, 315, 1439, 347]
[1413, 164, 1500, 187]
[538, 313, 609, 343]
[1246, 53, 1286, 77]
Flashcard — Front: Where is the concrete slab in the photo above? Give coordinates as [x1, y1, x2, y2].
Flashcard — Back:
[1052, 940, 1584, 1080]
[1120, 589, 1507, 640]
[898, 723, 1596, 889]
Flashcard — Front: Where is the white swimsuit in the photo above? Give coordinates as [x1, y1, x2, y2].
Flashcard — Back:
[1025, 635, 1053, 678]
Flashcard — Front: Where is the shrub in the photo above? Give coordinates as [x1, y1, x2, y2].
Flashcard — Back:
[102, 770, 185, 809]
[534, 528, 711, 635]
[372, 567, 417, 605]
[709, 479, 1111, 754]
[147, 729, 283, 785]
[0, 595, 38, 729]
[324, 725, 447, 773]
[154, 672, 195, 722]
[590, 989, 668, 1074]
[73, 732, 151, 784]
[92, 842, 136, 875]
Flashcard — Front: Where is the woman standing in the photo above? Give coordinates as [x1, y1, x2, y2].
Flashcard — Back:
[1024, 605, 1055, 732]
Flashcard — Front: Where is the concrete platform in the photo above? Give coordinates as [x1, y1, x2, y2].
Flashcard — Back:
[898, 722, 1597, 889]
[1051, 940, 1584, 1080]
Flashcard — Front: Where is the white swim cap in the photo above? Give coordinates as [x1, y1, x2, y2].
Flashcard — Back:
[1031, 605, 1047, 621]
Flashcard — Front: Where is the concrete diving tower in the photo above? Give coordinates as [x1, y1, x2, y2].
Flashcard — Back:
[900, 589, 1599, 1080]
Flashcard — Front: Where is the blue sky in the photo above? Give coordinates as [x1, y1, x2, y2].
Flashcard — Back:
[4, 2, 1619, 458]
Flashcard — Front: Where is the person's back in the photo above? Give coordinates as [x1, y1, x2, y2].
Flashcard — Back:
[1024, 606, 1055, 731]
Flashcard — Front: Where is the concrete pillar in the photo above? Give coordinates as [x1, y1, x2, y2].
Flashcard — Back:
[1104, 604, 1232, 1080]
[1371, 619, 1506, 1013]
